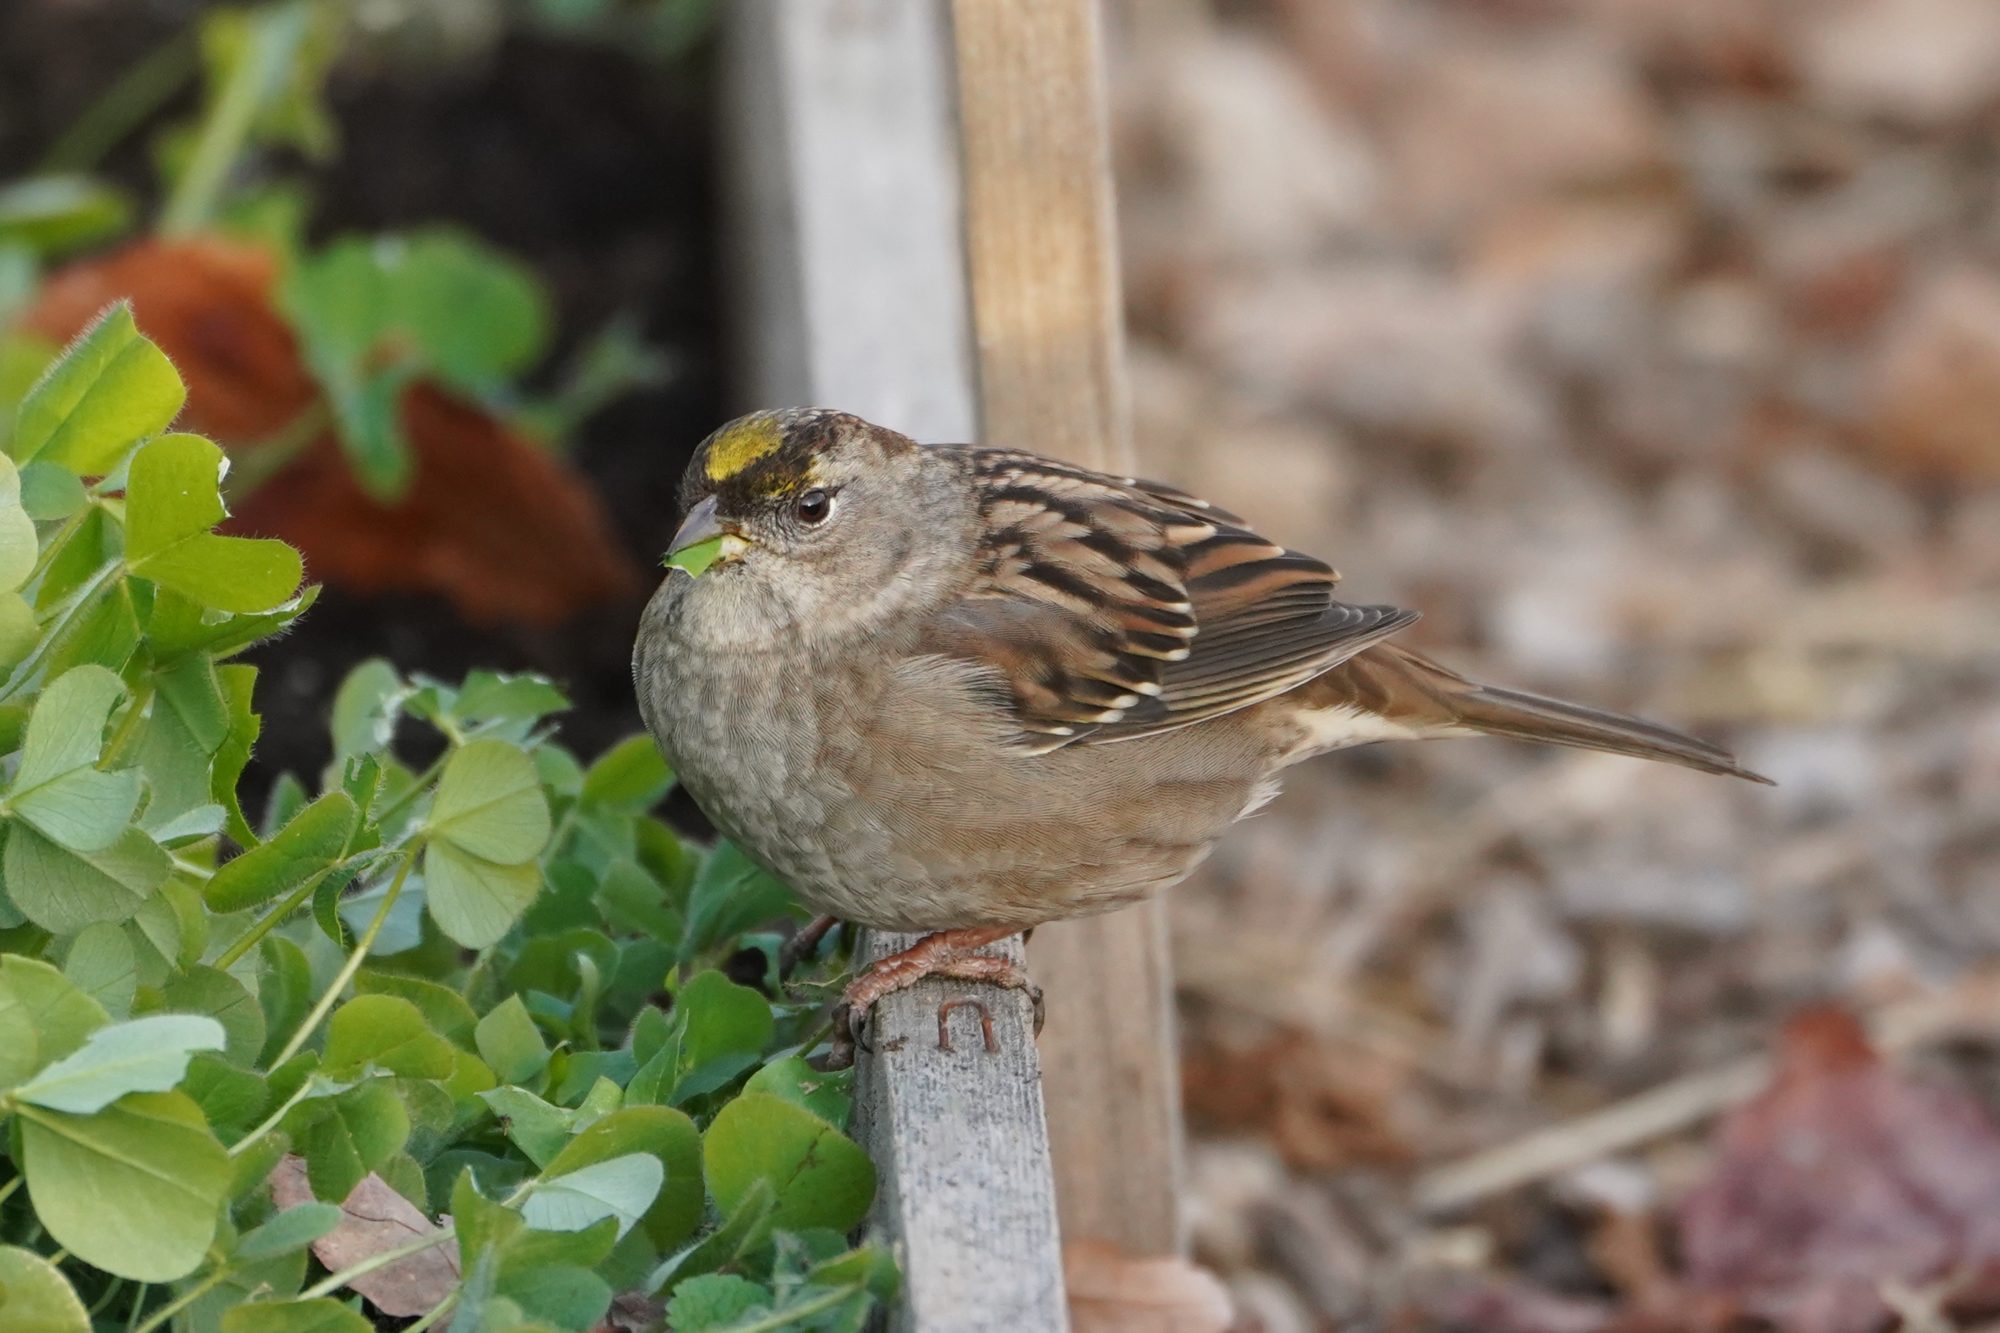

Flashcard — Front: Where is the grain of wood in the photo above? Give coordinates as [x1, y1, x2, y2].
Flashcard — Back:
[853, 931, 1067, 1332]
[951, 0, 1190, 1257]
[723, 3, 1070, 1329]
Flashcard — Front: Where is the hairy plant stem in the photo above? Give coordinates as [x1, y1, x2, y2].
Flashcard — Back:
[211, 850, 381, 972]
[101, 683, 155, 768]
[131, 1265, 230, 1333]
[401, 1293, 459, 1333]
[0, 561, 120, 701]
[160, 3, 315, 236]
[221, 401, 330, 507]
[223, 1073, 318, 1160]
[268, 848, 417, 1069]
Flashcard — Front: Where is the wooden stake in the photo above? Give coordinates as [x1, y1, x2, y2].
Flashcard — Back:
[724, 3, 1069, 1328]
[951, 0, 1189, 1255]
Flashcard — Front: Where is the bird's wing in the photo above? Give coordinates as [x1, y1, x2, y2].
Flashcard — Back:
[920, 448, 1418, 751]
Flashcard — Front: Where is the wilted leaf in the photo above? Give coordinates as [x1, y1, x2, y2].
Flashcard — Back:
[27, 240, 635, 625]
[1678, 1007, 2000, 1333]
[270, 1156, 461, 1318]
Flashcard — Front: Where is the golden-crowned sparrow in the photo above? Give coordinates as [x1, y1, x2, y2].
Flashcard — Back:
[634, 409, 1767, 1039]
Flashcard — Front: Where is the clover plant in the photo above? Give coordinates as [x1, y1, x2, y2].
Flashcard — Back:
[0, 305, 888, 1331]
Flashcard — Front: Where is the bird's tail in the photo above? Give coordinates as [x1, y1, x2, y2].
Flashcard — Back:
[1304, 644, 1771, 784]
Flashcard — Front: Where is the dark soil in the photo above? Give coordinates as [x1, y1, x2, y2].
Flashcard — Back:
[0, 2, 722, 794]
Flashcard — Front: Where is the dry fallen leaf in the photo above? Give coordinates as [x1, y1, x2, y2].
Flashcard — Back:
[1675, 1007, 2000, 1333]
[1181, 1029, 1413, 1172]
[26, 238, 638, 626]
[270, 1155, 461, 1318]
[1064, 1238, 1232, 1333]
[593, 1290, 665, 1332]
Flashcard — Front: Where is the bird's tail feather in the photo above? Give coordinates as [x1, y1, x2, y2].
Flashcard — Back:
[1305, 644, 1771, 784]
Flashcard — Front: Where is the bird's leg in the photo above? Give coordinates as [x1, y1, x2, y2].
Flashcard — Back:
[827, 926, 1042, 1066]
[778, 913, 843, 979]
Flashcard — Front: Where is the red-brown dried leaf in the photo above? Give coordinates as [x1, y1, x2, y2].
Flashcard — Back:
[25, 238, 638, 626]
[270, 1155, 461, 1318]
[1675, 1007, 2000, 1333]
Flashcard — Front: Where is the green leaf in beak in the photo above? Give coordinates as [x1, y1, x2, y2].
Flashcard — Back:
[665, 535, 728, 577]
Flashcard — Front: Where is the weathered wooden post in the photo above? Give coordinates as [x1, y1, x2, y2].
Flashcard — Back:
[722, 2, 1185, 1326]
[950, 0, 1189, 1259]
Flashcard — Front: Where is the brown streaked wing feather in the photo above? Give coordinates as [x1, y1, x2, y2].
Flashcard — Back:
[921, 447, 1418, 749]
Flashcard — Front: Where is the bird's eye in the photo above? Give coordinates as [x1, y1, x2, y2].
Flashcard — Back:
[795, 488, 833, 525]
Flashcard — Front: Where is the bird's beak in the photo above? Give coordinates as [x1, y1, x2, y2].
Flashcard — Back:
[664, 496, 753, 576]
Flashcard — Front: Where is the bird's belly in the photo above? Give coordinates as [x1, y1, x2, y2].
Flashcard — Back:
[642, 637, 1266, 933]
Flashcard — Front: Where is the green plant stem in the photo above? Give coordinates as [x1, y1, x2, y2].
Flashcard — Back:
[38, 32, 199, 173]
[268, 849, 417, 1068]
[727, 1288, 858, 1333]
[211, 853, 372, 972]
[369, 716, 510, 832]
[224, 1074, 318, 1159]
[222, 400, 331, 509]
[21, 507, 90, 590]
[125, 1282, 150, 1333]
[295, 1227, 455, 1302]
[159, 3, 312, 236]
[167, 855, 215, 882]
[130, 1265, 231, 1333]
[0, 1176, 21, 1210]
[376, 755, 448, 825]
[0, 561, 120, 700]
[102, 683, 154, 767]
[401, 1293, 458, 1333]
[86, 1276, 125, 1317]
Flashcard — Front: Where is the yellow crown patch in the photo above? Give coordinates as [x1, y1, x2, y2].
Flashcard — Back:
[704, 417, 784, 480]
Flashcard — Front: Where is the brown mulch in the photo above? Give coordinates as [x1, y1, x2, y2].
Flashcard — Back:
[1109, 2, 2000, 1328]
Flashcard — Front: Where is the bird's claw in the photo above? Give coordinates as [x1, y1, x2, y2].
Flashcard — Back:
[779, 914, 842, 981]
[823, 999, 874, 1070]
